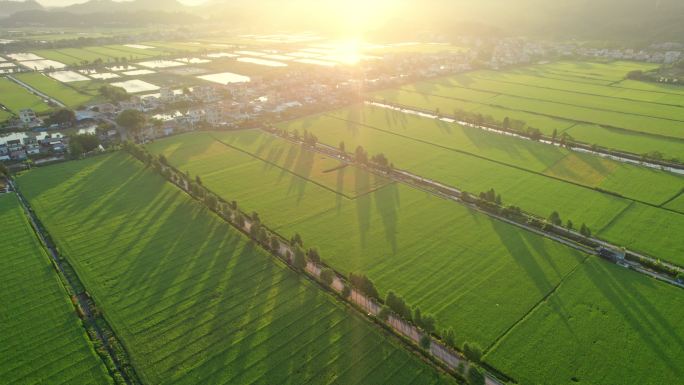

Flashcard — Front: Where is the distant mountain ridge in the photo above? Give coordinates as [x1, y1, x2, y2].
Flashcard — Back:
[0, 0, 682, 42]
[0, 0, 44, 17]
[60, 0, 187, 14]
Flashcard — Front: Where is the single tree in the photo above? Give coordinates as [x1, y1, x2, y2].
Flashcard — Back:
[419, 335, 431, 350]
[46, 108, 76, 127]
[320, 268, 335, 286]
[69, 140, 85, 158]
[467, 366, 485, 385]
[580, 223, 591, 237]
[463, 342, 482, 363]
[270, 236, 280, 252]
[354, 146, 368, 164]
[349, 272, 379, 299]
[420, 314, 436, 334]
[290, 232, 303, 247]
[293, 246, 307, 270]
[116, 109, 146, 139]
[307, 248, 320, 263]
[205, 194, 218, 211]
[235, 214, 245, 228]
[378, 306, 390, 321]
[414, 307, 423, 327]
[443, 328, 456, 348]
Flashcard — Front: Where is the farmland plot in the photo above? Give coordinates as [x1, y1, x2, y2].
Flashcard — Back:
[380, 61, 684, 157]
[326, 104, 684, 205]
[15, 73, 95, 107]
[0, 193, 112, 385]
[278, 105, 684, 265]
[148, 131, 588, 349]
[485, 258, 684, 385]
[16, 153, 455, 385]
[422, 75, 684, 122]
[0, 76, 51, 114]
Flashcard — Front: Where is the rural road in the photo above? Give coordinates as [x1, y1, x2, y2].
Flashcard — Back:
[264, 127, 684, 290]
[8, 74, 66, 108]
[367, 100, 684, 175]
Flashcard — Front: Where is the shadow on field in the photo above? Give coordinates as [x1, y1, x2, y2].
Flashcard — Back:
[411, 80, 440, 96]
[355, 170, 372, 249]
[490, 220, 554, 297]
[461, 123, 528, 160]
[163, 132, 214, 167]
[0, 193, 15, 218]
[373, 183, 400, 254]
[585, 261, 684, 377]
[344, 106, 363, 136]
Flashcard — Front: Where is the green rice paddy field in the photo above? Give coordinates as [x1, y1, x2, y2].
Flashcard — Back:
[14, 73, 96, 108]
[486, 258, 684, 385]
[31, 44, 182, 66]
[373, 61, 684, 159]
[147, 131, 684, 385]
[0, 77, 51, 116]
[148, 130, 588, 349]
[16, 152, 455, 385]
[279, 104, 684, 266]
[0, 193, 112, 385]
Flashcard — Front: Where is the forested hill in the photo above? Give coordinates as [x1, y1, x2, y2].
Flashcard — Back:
[1, 0, 682, 43]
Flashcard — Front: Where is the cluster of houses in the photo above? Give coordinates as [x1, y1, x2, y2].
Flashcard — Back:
[368, 50, 474, 85]
[87, 67, 364, 132]
[0, 134, 67, 161]
[466, 38, 684, 69]
[571, 47, 682, 64]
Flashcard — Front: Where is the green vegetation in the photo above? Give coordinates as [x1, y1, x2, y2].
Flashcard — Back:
[148, 131, 588, 350]
[16, 152, 455, 385]
[32, 44, 181, 65]
[485, 258, 684, 385]
[278, 104, 684, 265]
[374, 61, 684, 159]
[147, 130, 684, 384]
[0, 193, 112, 385]
[14, 73, 96, 107]
[0, 76, 52, 116]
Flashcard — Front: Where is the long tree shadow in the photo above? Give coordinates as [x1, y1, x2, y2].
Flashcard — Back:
[585, 261, 684, 377]
[490, 219, 555, 298]
[372, 183, 400, 254]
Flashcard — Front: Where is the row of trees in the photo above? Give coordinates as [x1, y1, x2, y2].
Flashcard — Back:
[123, 142, 490, 384]
[467, 188, 595, 239]
[353, 145, 394, 172]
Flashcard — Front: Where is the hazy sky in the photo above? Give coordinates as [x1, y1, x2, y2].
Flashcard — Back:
[29, 0, 207, 7]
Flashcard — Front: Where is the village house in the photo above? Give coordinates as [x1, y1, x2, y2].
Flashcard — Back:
[10, 149, 27, 160]
[93, 103, 116, 115]
[6, 139, 23, 152]
[18, 109, 38, 125]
